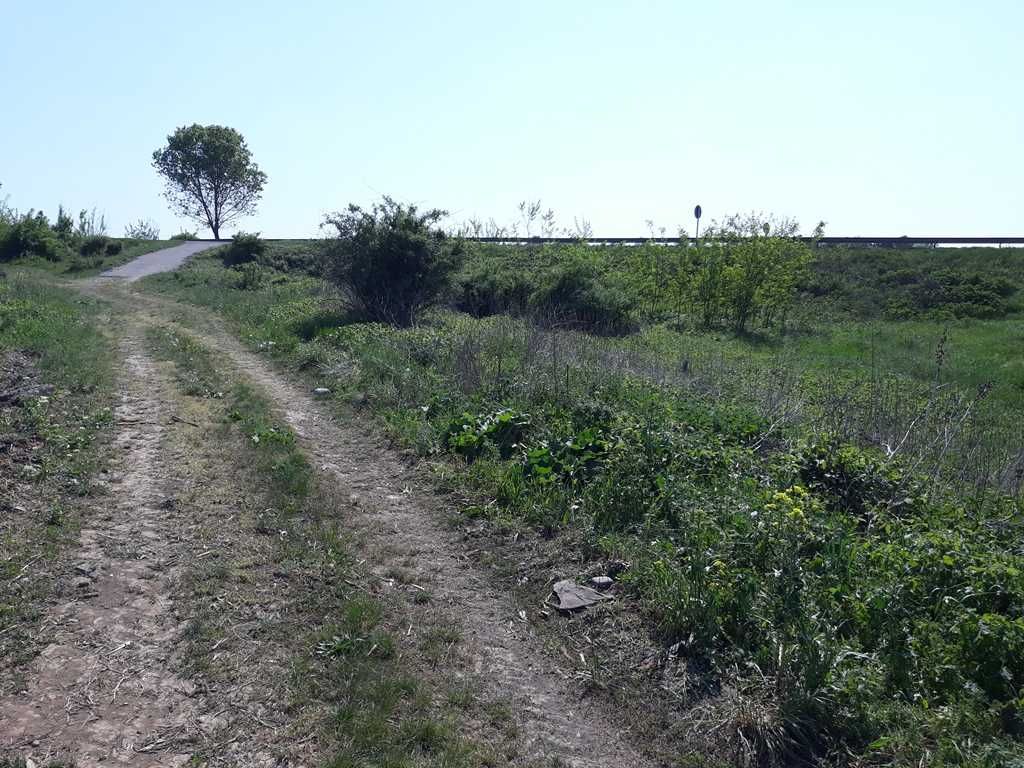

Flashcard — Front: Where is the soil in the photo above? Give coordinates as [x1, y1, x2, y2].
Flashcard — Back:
[0, 331, 197, 764]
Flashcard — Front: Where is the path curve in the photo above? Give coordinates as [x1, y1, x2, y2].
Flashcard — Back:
[101, 241, 224, 281]
[129, 289, 655, 767]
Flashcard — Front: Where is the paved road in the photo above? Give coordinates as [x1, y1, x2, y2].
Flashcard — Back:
[100, 240, 225, 281]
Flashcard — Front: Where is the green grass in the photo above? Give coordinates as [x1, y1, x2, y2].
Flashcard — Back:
[145, 325, 223, 397]
[0, 271, 114, 396]
[0, 270, 115, 684]
[141, 249, 1024, 766]
[455, 242, 1024, 325]
[641, 318, 1024, 410]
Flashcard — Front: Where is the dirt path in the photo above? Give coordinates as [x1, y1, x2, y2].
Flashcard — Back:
[101, 241, 224, 281]
[128, 289, 654, 767]
[0, 328, 198, 763]
[2, 277, 657, 766]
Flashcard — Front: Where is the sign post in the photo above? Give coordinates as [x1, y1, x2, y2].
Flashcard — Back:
[694, 204, 702, 241]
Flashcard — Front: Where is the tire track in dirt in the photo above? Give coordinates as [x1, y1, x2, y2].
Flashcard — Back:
[153, 298, 655, 767]
[0, 329, 197, 765]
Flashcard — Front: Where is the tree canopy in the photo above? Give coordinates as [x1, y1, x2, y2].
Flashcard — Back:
[152, 124, 266, 239]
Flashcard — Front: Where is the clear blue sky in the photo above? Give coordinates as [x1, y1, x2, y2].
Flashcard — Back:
[2, 1, 1021, 238]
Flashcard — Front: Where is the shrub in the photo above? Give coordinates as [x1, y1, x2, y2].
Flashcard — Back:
[688, 233, 812, 332]
[321, 197, 464, 327]
[808, 247, 1023, 320]
[104, 240, 123, 256]
[53, 205, 76, 242]
[222, 232, 267, 266]
[445, 408, 531, 460]
[170, 230, 198, 240]
[0, 183, 13, 226]
[797, 441, 918, 520]
[236, 262, 266, 290]
[0, 211, 67, 262]
[75, 208, 106, 237]
[259, 241, 322, 274]
[79, 235, 111, 256]
[453, 260, 534, 317]
[124, 219, 160, 239]
[529, 257, 633, 334]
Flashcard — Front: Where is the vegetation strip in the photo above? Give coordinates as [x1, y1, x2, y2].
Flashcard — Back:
[0, 272, 115, 691]
[139, 218, 1024, 767]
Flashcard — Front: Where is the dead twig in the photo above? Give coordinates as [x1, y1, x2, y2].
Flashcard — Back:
[109, 672, 130, 703]
[104, 641, 131, 657]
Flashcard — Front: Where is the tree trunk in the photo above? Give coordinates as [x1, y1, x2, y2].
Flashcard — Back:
[211, 223, 220, 239]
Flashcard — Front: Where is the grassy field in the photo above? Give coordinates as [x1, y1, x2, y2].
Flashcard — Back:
[140, 243, 1024, 767]
[0, 270, 116, 686]
[454, 242, 1024, 324]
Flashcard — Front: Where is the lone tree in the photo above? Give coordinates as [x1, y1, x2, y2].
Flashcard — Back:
[152, 124, 266, 239]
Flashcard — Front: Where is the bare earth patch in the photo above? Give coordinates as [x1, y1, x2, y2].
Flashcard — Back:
[0, 332, 197, 764]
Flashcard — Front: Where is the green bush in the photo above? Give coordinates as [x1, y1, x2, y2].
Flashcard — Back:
[124, 219, 160, 239]
[452, 259, 534, 317]
[808, 247, 1023, 320]
[0, 211, 67, 262]
[104, 240, 123, 256]
[235, 262, 266, 290]
[529, 257, 633, 334]
[445, 408, 531, 460]
[321, 197, 464, 327]
[797, 441, 920, 520]
[79, 235, 111, 256]
[53, 205, 76, 242]
[170, 230, 198, 240]
[222, 232, 266, 267]
[259, 241, 322, 274]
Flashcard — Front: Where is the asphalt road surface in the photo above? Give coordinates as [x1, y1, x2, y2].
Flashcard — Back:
[100, 240, 225, 281]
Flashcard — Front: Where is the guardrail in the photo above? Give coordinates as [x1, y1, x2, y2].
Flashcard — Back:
[464, 236, 1024, 247]
[200, 236, 1024, 246]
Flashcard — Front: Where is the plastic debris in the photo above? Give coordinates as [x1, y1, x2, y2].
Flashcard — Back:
[550, 579, 613, 612]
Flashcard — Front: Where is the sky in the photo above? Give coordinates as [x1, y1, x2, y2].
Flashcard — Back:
[2, 1, 1021, 238]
